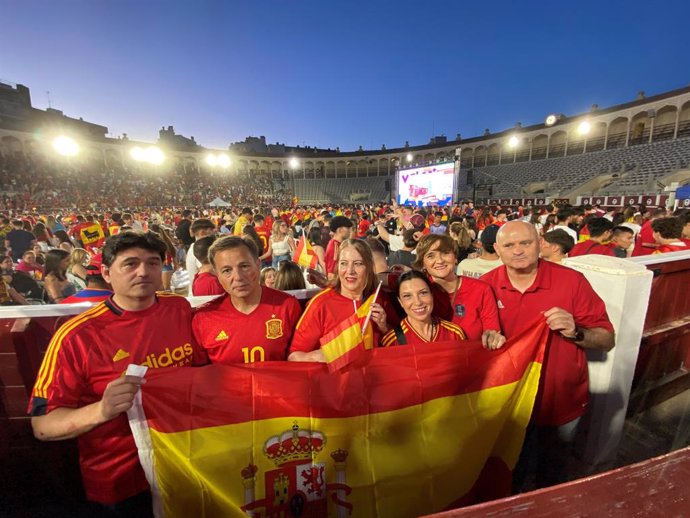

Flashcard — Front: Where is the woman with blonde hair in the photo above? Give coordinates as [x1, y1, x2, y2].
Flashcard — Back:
[288, 239, 395, 362]
[273, 260, 307, 291]
[67, 248, 89, 291]
[269, 220, 295, 268]
[448, 221, 474, 262]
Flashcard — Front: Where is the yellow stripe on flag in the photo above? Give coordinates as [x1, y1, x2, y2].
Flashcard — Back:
[145, 360, 542, 518]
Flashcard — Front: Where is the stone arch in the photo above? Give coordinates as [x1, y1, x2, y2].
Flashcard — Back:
[548, 131, 567, 158]
[652, 105, 677, 141]
[586, 122, 607, 152]
[531, 134, 548, 159]
[474, 146, 487, 167]
[607, 117, 628, 148]
[679, 100, 690, 138]
[629, 110, 651, 145]
[486, 144, 500, 166]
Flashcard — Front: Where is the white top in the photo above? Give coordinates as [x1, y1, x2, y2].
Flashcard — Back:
[271, 236, 291, 256]
[457, 257, 503, 279]
[548, 224, 578, 245]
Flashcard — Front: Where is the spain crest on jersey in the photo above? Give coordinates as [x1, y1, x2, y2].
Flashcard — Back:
[265, 317, 284, 339]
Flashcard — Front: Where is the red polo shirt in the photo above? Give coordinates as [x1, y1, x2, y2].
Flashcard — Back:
[481, 260, 613, 426]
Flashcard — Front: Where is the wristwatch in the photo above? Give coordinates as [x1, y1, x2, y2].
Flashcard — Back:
[564, 327, 585, 342]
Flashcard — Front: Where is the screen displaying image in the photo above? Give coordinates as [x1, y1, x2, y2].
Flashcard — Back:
[396, 162, 455, 206]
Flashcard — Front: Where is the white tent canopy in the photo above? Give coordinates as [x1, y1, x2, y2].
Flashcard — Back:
[207, 197, 231, 207]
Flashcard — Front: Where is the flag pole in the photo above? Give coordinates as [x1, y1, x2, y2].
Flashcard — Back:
[361, 280, 382, 334]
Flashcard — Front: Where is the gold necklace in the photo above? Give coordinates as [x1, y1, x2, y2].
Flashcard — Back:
[408, 317, 437, 342]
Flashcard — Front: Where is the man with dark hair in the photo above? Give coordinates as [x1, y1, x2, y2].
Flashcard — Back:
[175, 209, 194, 251]
[540, 229, 575, 264]
[30, 231, 204, 516]
[429, 211, 447, 234]
[568, 217, 615, 257]
[608, 226, 635, 258]
[548, 208, 578, 244]
[192, 236, 301, 365]
[324, 215, 354, 281]
[494, 209, 508, 226]
[185, 218, 217, 294]
[651, 217, 687, 254]
[5, 219, 35, 262]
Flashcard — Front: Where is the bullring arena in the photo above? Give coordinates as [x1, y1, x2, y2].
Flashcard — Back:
[0, 78, 688, 517]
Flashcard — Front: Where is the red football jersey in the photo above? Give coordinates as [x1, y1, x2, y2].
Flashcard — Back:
[255, 225, 271, 258]
[381, 318, 466, 346]
[29, 294, 202, 505]
[192, 271, 225, 296]
[192, 288, 302, 364]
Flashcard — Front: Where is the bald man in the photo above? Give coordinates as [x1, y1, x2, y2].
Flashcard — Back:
[481, 221, 615, 490]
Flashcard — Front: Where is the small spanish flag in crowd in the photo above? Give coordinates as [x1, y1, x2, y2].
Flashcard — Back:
[293, 234, 319, 269]
[319, 289, 377, 372]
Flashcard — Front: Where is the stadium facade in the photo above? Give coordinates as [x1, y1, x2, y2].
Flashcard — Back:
[1, 81, 689, 206]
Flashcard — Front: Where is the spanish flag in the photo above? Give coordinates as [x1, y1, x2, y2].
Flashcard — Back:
[128, 318, 548, 518]
[293, 234, 319, 270]
[319, 289, 376, 372]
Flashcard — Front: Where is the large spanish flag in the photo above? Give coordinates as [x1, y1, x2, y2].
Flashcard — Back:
[128, 318, 549, 518]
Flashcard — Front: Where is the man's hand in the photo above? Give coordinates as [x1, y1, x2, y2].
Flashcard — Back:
[481, 330, 507, 350]
[543, 307, 576, 338]
[98, 375, 145, 421]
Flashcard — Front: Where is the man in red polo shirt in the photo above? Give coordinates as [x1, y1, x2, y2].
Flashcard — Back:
[482, 221, 614, 490]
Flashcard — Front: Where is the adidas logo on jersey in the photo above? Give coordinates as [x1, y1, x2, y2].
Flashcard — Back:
[215, 330, 229, 341]
[112, 349, 131, 362]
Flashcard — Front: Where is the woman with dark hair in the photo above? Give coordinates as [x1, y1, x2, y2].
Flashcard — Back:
[32, 222, 53, 251]
[381, 271, 467, 346]
[273, 260, 306, 291]
[307, 227, 326, 271]
[412, 234, 505, 348]
[43, 249, 77, 303]
[242, 225, 264, 256]
[476, 208, 494, 231]
[288, 239, 395, 362]
[151, 224, 179, 291]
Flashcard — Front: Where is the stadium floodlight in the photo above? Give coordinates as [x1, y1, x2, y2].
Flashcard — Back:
[508, 136, 519, 148]
[289, 157, 300, 169]
[206, 154, 218, 166]
[52, 136, 80, 157]
[217, 154, 231, 168]
[130, 147, 145, 161]
[578, 121, 591, 135]
[144, 146, 165, 165]
[406, 153, 413, 162]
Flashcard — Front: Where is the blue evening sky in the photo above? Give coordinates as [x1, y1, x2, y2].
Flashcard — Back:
[3, 0, 689, 151]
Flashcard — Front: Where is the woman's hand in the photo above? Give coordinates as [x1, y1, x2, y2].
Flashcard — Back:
[481, 330, 506, 350]
[369, 303, 389, 333]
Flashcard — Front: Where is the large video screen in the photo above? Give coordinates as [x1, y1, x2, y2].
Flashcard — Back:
[396, 162, 455, 207]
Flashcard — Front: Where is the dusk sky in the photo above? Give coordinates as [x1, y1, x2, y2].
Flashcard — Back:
[4, 0, 690, 152]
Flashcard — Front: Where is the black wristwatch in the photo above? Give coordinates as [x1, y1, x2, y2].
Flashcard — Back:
[564, 327, 585, 342]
